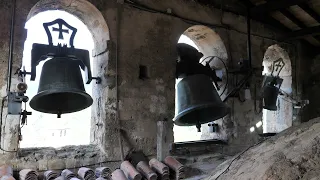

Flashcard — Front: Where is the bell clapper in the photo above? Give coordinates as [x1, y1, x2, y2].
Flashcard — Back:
[57, 111, 62, 118]
[20, 102, 32, 127]
[196, 120, 201, 132]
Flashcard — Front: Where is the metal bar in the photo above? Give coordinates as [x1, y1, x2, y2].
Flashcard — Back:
[247, 8, 252, 69]
[172, 139, 227, 149]
[7, 0, 16, 93]
[251, 0, 309, 14]
[223, 71, 253, 102]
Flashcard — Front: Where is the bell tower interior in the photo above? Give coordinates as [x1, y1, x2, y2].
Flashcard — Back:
[0, 0, 319, 179]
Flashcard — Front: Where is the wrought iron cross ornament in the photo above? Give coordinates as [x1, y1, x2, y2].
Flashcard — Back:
[52, 23, 69, 40]
[271, 58, 285, 77]
[43, 18, 77, 48]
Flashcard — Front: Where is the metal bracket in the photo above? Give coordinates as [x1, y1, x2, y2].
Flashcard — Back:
[8, 92, 28, 115]
[30, 19, 101, 85]
[91, 77, 102, 84]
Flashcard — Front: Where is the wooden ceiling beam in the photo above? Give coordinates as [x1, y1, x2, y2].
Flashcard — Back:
[279, 9, 307, 28]
[282, 25, 320, 40]
[238, 0, 291, 31]
[251, 0, 309, 14]
[299, 3, 320, 23]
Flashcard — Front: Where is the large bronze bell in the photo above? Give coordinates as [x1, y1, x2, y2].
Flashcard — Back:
[29, 57, 93, 117]
[262, 84, 279, 111]
[173, 74, 230, 127]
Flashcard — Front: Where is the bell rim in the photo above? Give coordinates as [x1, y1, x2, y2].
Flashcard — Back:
[29, 89, 93, 114]
[263, 106, 277, 111]
[173, 103, 230, 126]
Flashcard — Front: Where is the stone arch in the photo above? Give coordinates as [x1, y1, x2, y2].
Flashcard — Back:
[179, 25, 229, 96]
[182, 25, 228, 67]
[174, 25, 229, 142]
[262, 44, 293, 133]
[25, 0, 110, 150]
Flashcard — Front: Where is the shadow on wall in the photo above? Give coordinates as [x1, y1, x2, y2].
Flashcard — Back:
[262, 44, 293, 133]
[174, 25, 229, 142]
[304, 54, 320, 121]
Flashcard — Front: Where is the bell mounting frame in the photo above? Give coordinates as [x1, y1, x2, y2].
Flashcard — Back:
[29, 18, 101, 84]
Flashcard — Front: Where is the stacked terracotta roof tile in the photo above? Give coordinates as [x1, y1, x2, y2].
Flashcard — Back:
[149, 158, 169, 180]
[9, 157, 184, 180]
[95, 167, 111, 180]
[44, 170, 59, 180]
[164, 156, 185, 180]
[53, 176, 64, 180]
[61, 169, 76, 180]
[78, 167, 95, 180]
[120, 161, 142, 180]
[111, 169, 127, 180]
[19, 169, 38, 180]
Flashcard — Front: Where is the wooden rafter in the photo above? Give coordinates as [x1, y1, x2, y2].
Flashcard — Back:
[251, 0, 309, 14]
[279, 9, 307, 28]
[299, 3, 320, 23]
[239, 0, 291, 31]
[282, 25, 320, 40]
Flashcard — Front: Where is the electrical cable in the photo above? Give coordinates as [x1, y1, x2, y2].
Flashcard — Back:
[116, 1, 125, 161]
[6, 0, 16, 93]
[214, 138, 269, 180]
[200, 56, 229, 97]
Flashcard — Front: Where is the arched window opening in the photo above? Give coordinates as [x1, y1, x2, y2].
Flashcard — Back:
[174, 25, 228, 142]
[262, 45, 292, 133]
[20, 10, 94, 148]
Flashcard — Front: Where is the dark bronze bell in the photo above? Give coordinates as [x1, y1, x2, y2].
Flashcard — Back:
[262, 84, 279, 111]
[173, 74, 230, 127]
[29, 57, 93, 117]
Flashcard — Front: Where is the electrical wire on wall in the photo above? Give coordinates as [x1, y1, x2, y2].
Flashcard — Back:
[116, 1, 125, 161]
